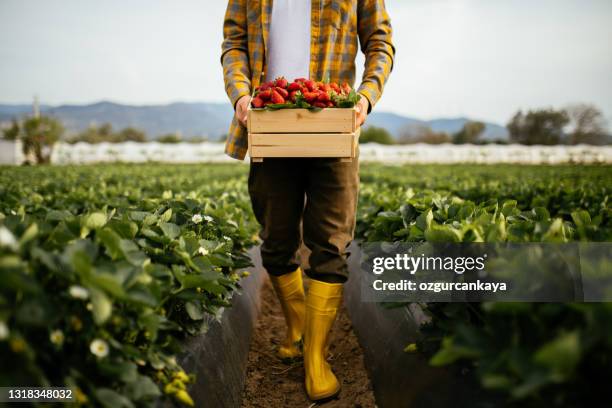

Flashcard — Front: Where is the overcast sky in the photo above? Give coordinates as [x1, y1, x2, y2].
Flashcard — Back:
[1, 0, 611, 126]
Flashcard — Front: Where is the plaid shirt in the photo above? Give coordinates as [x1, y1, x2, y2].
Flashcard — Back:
[221, 0, 395, 160]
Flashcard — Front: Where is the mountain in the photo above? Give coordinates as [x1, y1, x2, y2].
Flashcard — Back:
[366, 112, 508, 141]
[0, 101, 508, 141]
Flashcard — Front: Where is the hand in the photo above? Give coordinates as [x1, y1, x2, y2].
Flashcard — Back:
[356, 96, 369, 127]
[235, 95, 251, 127]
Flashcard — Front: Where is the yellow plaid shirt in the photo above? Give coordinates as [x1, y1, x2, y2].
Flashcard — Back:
[221, 0, 395, 160]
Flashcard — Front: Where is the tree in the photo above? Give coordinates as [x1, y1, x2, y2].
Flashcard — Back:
[453, 121, 485, 144]
[21, 116, 64, 163]
[71, 123, 114, 144]
[566, 104, 609, 145]
[398, 124, 451, 144]
[359, 126, 394, 144]
[158, 133, 183, 144]
[2, 119, 21, 140]
[70, 124, 147, 143]
[116, 127, 146, 143]
[507, 109, 569, 145]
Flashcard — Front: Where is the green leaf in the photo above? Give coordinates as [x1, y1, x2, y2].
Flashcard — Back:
[571, 210, 591, 240]
[534, 331, 581, 380]
[89, 273, 125, 298]
[119, 239, 150, 267]
[98, 227, 122, 260]
[425, 225, 463, 242]
[81, 212, 108, 238]
[124, 375, 161, 400]
[185, 301, 204, 320]
[160, 222, 181, 239]
[18, 223, 38, 246]
[430, 337, 480, 366]
[108, 219, 139, 239]
[160, 208, 173, 223]
[90, 288, 113, 325]
[416, 209, 433, 231]
[95, 389, 135, 408]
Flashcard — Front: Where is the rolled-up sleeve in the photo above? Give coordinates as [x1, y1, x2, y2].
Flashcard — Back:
[356, 0, 396, 112]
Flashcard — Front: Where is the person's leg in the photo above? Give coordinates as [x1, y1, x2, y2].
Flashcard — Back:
[248, 158, 306, 358]
[302, 157, 359, 400]
[303, 157, 359, 283]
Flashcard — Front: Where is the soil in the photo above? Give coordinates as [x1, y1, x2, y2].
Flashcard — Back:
[241, 276, 377, 408]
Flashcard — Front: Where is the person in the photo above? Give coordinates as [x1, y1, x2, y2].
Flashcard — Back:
[221, 0, 394, 401]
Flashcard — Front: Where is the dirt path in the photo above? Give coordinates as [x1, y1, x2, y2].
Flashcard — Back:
[241, 276, 376, 408]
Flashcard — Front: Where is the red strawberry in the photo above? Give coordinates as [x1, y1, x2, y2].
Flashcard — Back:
[287, 82, 301, 92]
[303, 91, 318, 103]
[289, 90, 299, 102]
[274, 77, 288, 88]
[330, 82, 340, 93]
[275, 87, 289, 98]
[271, 90, 285, 104]
[294, 78, 307, 83]
[251, 97, 264, 108]
[313, 102, 327, 108]
[327, 101, 334, 107]
[258, 89, 272, 100]
[304, 80, 316, 92]
[260, 81, 274, 91]
[317, 91, 330, 102]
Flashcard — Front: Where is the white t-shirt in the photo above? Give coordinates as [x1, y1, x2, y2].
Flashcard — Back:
[266, 0, 312, 82]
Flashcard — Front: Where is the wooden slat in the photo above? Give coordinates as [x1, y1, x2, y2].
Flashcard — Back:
[250, 133, 353, 147]
[248, 108, 355, 133]
[250, 145, 352, 158]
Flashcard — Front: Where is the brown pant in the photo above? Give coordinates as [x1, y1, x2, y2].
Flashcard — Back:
[248, 157, 359, 283]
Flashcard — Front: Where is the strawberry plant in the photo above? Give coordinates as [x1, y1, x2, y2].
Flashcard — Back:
[357, 164, 611, 406]
[0, 164, 256, 407]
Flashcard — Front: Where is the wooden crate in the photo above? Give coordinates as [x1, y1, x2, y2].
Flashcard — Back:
[247, 107, 359, 162]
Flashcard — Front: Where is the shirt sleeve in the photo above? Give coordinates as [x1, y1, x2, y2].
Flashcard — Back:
[356, 0, 396, 112]
[221, 0, 252, 108]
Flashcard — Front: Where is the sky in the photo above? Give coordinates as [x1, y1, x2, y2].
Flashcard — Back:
[0, 0, 611, 126]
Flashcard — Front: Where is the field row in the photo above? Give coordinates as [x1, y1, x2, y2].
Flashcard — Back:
[1, 163, 610, 406]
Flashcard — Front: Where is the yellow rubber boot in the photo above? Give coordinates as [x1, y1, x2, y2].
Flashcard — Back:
[270, 268, 305, 359]
[304, 280, 343, 401]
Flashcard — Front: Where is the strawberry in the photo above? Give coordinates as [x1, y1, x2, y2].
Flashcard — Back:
[260, 81, 274, 91]
[313, 102, 327, 108]
[275, 87, 289, 98]
[294, 78, 307, 83]
[327, 101, 334, 107]
[271, 89, 285, 104]
[289, 90, 299, 102]
[258, 89, 272, 100]
[287, 82, 301, 92]
[317, 91, 330, 102]
[251, 96, 264, 108]
[303, 91, 318, 103]
[330, 82, 341, 93]
[274, 77, 288, 88]
[304, 80, 316, 92]
[251, 97, 264, 108]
